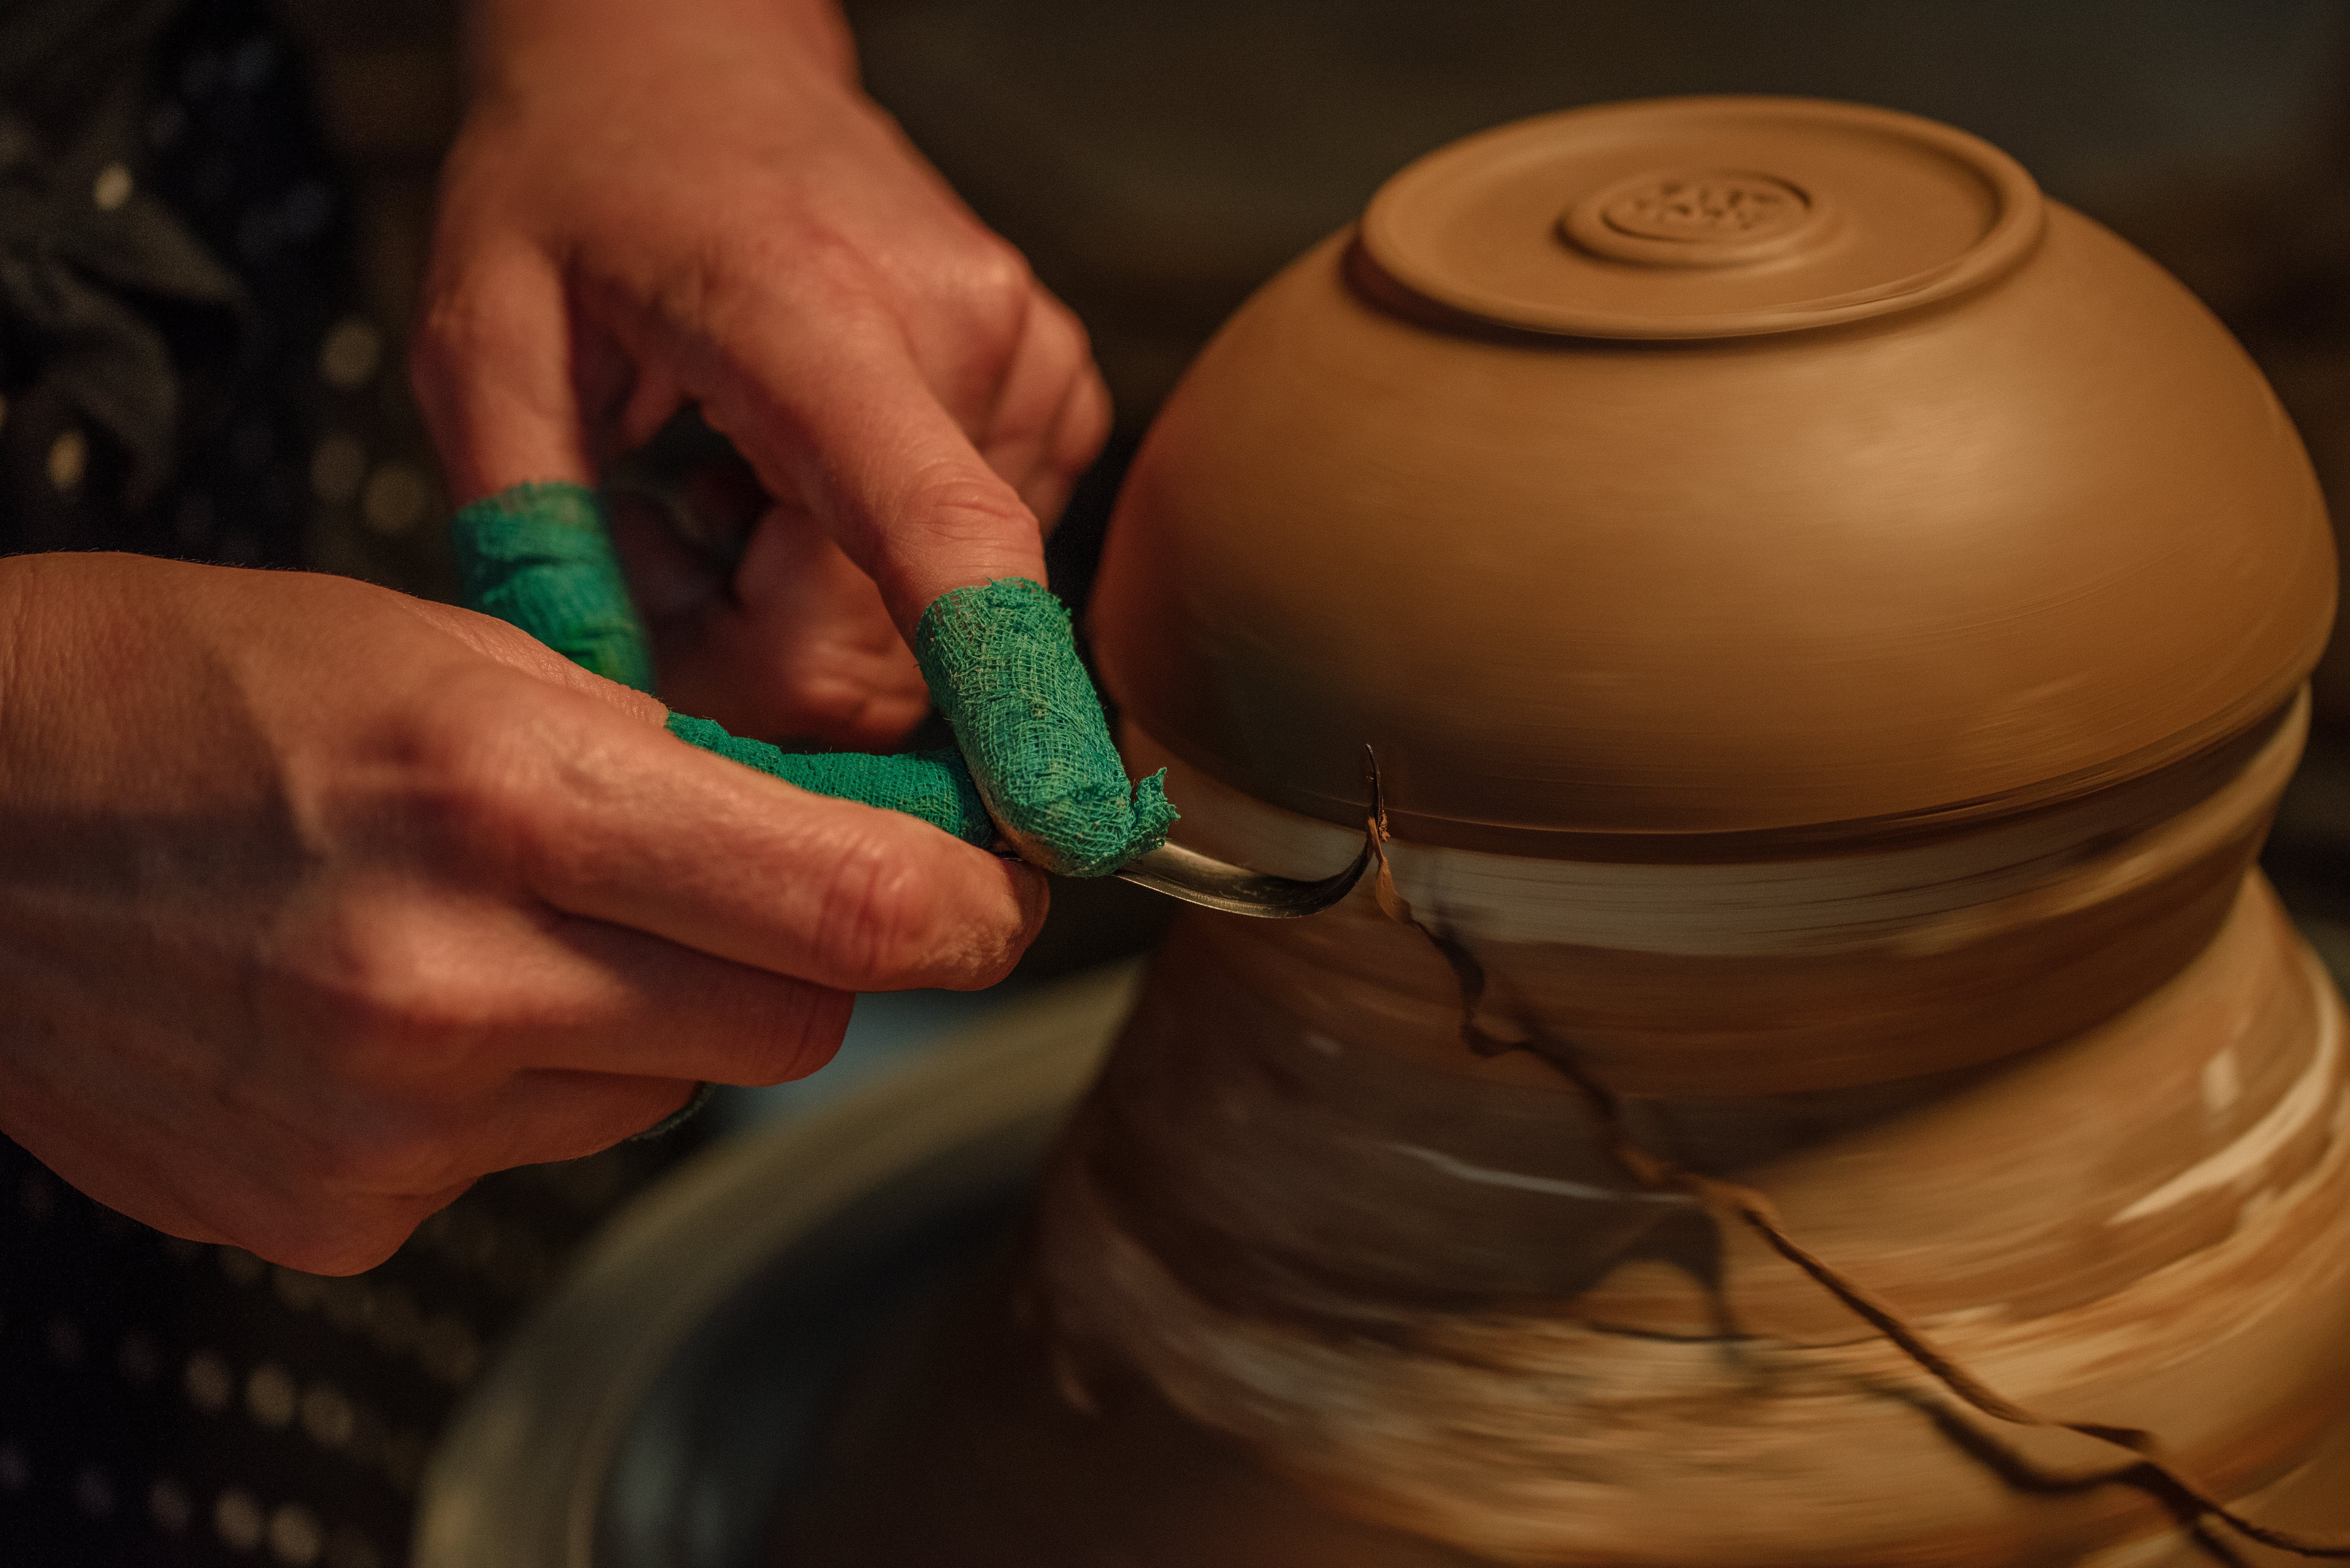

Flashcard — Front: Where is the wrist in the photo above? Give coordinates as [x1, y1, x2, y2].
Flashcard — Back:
[0, 554, 84, 749]
[463, 0, 859, 100]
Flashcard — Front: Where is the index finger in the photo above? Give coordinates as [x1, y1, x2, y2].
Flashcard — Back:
[465, 677, 1048, 991]
[695, 310, 1051, 635]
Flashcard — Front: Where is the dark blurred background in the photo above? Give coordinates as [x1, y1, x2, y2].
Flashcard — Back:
[4, 8, 2348, 1561]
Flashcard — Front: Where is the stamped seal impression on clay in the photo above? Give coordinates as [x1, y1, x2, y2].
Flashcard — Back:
[1360, 96, 2043, 337]
[1560, 167, 1833, 267]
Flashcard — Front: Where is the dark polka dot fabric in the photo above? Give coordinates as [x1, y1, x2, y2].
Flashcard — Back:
[3, 0, 349, 566]
[0, 3, 695, 1564]
[0, 1135, 695, 1566]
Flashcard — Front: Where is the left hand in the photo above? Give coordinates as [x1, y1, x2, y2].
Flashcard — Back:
[0, 554, 1044, 1271]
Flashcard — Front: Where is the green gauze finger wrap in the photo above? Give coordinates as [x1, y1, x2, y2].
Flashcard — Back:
[661, 714, 993, 847]
[451, 481, 656, 693]
[449, 482, 991, 845]
[914, 577, 1177, 878]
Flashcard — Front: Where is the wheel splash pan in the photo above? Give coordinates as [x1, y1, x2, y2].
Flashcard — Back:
[414, 967, 1134, 1568]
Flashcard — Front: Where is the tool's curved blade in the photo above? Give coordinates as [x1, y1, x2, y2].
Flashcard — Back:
[1111, 747, 1383, 919]
[1112, 836, 1374, 919]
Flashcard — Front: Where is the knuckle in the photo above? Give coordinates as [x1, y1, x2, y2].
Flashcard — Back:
[961, 237, 1033, 318]
[1068, 387, 1113, 458]
[946, 940, 1019, 994]
[258, 1225, 404, 1278]
[951, 897, 1034, 992]
[1031, 293, 1093, 365]
[794, 985, 857, 1065]
[293, 1098, 465, 1203]
[285, 894, 519, 1092]
[390, 678, 549, 854]
[1050, 379, 1115, 478]
[714, 225, 875, 326]
[811, 833, 941, 984]
[409, 275, 498, 390]
[733, 987, 854, 1087]
[901, 467, 1036, 547]
[298, 915, 476, 1059]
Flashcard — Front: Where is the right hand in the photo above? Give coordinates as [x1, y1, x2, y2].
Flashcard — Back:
[411, 0, 1112, 746]
[0, 553, 1045, 1274]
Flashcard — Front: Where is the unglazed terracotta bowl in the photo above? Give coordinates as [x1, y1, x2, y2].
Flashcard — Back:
[1090, 95, 2332, 846]
[1083, 94, 2342, 1099]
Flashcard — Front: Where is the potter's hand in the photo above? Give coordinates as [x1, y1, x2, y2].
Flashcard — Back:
[413, 0, 1111, 744]
[0, 555, 1044, 1274]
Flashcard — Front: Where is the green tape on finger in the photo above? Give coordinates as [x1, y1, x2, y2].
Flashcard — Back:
[661, 714, 994, 845]
[450, 481, 656, 693]
[914, 577, 1177, 878]
[450, 485, 1173, 871]
[451, 481, 997, 843]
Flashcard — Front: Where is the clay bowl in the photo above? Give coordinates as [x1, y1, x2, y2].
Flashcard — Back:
[1092, 94, 2332, 849]
[1088, 96, 2336, 1092]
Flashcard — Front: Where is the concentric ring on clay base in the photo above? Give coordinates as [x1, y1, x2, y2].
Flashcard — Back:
[1361, 95, 2046, 339]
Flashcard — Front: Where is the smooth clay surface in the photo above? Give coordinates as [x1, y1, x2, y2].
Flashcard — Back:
[1090, 98, 2333, 845]
[785, 98, 2349, 1566]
